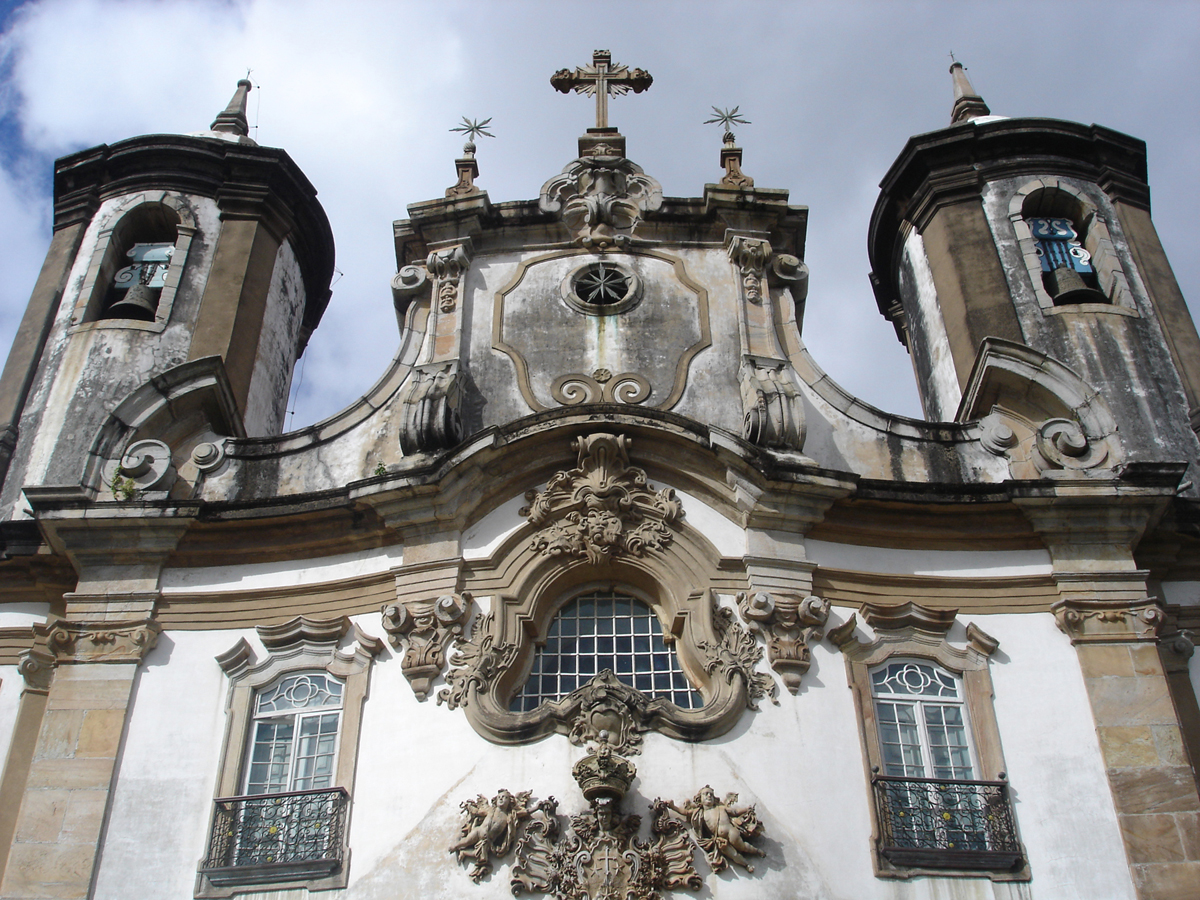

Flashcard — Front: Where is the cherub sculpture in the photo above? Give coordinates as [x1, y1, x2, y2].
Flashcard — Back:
[450, 788, 533, 882]
[674, 785, 765, 873]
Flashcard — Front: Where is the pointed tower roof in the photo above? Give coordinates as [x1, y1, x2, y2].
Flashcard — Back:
[211, 78, 253, 137]
[949, 61, 991, 124]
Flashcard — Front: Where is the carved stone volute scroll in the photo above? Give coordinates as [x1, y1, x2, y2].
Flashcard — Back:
[398, 361, 463, 454]
[382, 593, 473, 700]
[539, 157, 663, 248]
[520, 433, 683, 566]
[44, 618, 161, 664]
[390, 263, 430, 323]
[737, 591, 828, 692]
[1052, 597, 1166, 644]
[727, 235, 770, 304]
[739, 355, 805, 450]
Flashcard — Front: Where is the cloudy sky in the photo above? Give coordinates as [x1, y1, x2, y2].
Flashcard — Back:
[0, 0, 1196, 428]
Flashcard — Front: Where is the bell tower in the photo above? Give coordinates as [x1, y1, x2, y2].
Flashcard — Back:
[0, 81, 335, 520]
[868, 63, 1200, 472]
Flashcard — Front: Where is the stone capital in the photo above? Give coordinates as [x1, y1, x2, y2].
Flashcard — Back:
[1051, 597, 1165, 644]
[42, 618, 161, 664]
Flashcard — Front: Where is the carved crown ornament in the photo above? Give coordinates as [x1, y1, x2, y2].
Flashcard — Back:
[449, 735, 766, 897]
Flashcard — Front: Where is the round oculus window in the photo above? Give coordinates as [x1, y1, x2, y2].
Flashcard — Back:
[562, 260, 641, 316]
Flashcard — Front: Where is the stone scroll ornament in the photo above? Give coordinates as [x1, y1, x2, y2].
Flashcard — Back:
[737, 591, 829, 693]
[521, 434, 682, 566]
[450, 736, 766, 898]
[382, 593, 472, 700]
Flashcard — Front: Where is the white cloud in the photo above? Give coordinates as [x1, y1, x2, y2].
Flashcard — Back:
[1, 0, 1197, 429]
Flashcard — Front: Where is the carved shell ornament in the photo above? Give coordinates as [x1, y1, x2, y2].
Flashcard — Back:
[520, 433, 682, 566]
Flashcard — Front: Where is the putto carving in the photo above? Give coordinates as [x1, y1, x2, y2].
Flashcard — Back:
[663, 786, 766, 873]
[738, 591, 828, 692]
[450, 788, 535, 883]
[45, 619, 161, 664]
[438, 611, 518, 711]
[397, 361, 463, 454]
[521, 434, 683, 566]
[451, 737, 764, 897]
[738, 355, 804, 450]
[551, 371, 651, 406]
[382, 593, 472, 700]
[426, 242, 472, 312]
[539, 157, 663, 248]
[699, 606, 777, 709]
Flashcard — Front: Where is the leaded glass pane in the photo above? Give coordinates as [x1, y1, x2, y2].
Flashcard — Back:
[871, 662, 958, 698]
[255, 673, 343, 715]
[513, 590, 701, 711]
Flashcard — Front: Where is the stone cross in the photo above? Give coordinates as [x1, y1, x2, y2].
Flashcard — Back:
[551, 50, 652, 129]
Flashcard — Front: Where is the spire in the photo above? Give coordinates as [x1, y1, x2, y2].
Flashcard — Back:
[949, 61, 990, 124]
[211, 78, 252, 136]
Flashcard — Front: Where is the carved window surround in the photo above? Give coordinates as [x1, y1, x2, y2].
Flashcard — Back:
[197, 616, 382, 898]
[69, 191, 198, 333]
[831, 602, 1030, 881]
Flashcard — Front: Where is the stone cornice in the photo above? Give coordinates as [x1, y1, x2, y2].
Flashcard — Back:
[1052, 596, 1165, 644]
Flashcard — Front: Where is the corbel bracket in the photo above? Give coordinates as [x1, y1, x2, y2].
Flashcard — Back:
[737, 591, 828, 692]
[383, 593, 473, 700]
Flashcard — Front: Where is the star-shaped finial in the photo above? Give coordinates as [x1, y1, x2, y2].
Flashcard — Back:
[450, 117, 495, 142]
[703, 106, 751, 134]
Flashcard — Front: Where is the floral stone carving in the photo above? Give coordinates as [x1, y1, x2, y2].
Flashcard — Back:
[699, 606, 778, 709]
[438, 611, 518, 712]
[737, 591, 828, 692]
[521, 433, 683, 566]
[451, 737, 766, 898]
[382, 593, 472, 700]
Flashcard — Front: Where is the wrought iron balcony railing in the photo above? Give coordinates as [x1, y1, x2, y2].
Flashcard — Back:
[872, 775, 1023, 871]
[200, 787, 349, 886]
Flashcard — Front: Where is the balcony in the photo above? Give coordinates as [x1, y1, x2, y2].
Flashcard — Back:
[200, 787, 349, 887]
[872, 775, 1023, 871]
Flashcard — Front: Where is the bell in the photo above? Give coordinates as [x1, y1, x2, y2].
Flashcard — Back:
[105, 284, 159, 321]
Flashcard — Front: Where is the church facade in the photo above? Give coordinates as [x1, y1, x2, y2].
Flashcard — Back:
[0, 55, 1198, 899]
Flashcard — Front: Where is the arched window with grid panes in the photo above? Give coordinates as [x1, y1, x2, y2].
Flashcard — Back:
[512, 589, 701, 711]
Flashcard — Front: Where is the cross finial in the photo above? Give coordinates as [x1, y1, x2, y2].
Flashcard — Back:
[550, 50, 652, 130]
[948, 50, 957, 64]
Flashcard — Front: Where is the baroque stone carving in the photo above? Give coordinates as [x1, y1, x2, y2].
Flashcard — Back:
[45, 618, 161, 664]
[452, 737, 765, 898]
[427, 243, 472, 312]
[539, 158, 663, 248]
[567, 670, 652, 755]
[382, 592, 472, 700]
[114, 438, 176, 494]
[737, 590, 828, 692]
[727, 235, 770, 304]
[699, 606, 777, 709]
[390, 263, 430, 320]
[1052, 597, 1166, 644]
[451, 788, 536, 883]
[521, 434, 682, 566]
[1034, 417, 1110, 471]
[397, 361, 463, 454]
[738, 355, 804, 450]
[438, 611, 519, 712]
[551, 371, 651, 406]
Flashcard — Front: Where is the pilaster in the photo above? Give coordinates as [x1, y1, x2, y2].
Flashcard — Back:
[1018, 481, 1200, 898]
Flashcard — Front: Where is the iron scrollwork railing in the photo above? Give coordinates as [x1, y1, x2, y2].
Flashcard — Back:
[872, 775, 1023, 871]
[201, 787, 349, 886]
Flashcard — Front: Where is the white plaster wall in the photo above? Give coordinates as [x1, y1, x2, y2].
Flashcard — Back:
[160, 545, 403, 593]
[93, 628, 249, 900]
[92, 606, 1135, 899]
[806, 540, 1052, 577]
[0, 664, 24, 777]
[243, 239, 306, 437]
[899, 229, 961, 420]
